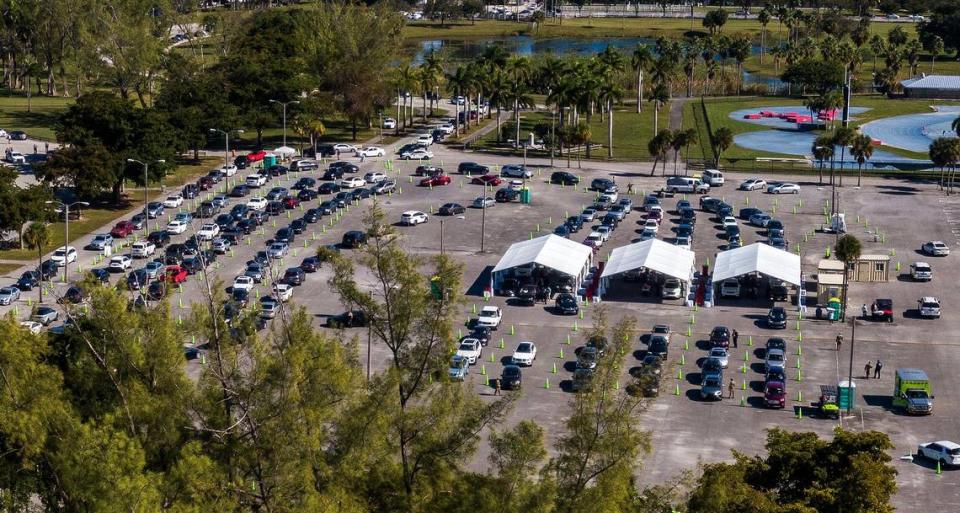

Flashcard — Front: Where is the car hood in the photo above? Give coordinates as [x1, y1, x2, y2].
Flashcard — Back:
[907, 397, 932, 410]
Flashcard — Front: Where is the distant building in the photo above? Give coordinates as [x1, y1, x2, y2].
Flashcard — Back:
[900, 74, 960, 99]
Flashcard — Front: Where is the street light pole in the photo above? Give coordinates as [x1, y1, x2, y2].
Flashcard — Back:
[270, 99, 300, 149]
[46, 200, 89, 283]
[847, 317, 856, 414]
[128, 158, 165, 234]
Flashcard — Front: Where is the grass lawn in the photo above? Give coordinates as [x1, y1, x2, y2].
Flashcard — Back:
[743, 53, 960, 85]
[696, 95, 960, 162]
[403, 17, 916, 41]
[0, 93, 73, 141]
[472, 106, 662, 160]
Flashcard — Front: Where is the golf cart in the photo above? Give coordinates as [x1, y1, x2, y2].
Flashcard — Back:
[817, 385, 840, 419]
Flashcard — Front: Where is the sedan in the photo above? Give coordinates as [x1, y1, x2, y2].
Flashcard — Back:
[456, 338, 483, 364]
[357, 146, 386, 158]
[922, 241, 950, 256]
[340, 177, 366, 189]
[765, 348, 786, 372]
[449, 355, 469, 381]
[108, 255, 132, 271]
[89, 234, 114, 250]
[0, 286, 20, 305]
[267, 242, 289, 259]
[511, 341, 537, 366]
[402, 149, 433, 160]
[472, 197, 495, 209]
[162, 195, 184, 208]
[363, 171, 387, 183]
[739, 178, 767, 191]
[19, 321, 42, 334]
[471, 174, 503, 187]
[211, 238, 231, 254]
[439, 203, 465, 216]
[500, 165, 532, 179]
[110, 221, 136, 238]
[767, 182, 800, 194]
[246, 197, 268, 210]
[708, 347, 729, 368]
[709, 326, 731, 348]
[420, 174, 452, 187]
[165, 220, 188, 235]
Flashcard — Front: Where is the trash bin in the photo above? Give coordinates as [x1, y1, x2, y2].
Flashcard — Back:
[520, 187, 531, 204]
[263, 154, 277, 168]
[838, 380, 857, 410]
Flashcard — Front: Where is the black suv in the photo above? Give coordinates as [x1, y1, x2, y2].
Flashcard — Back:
[284, 267, 306, 286]
[767, 307, 787, 329]
[551, 171, 579, 185]
[148, 230, 171, 247]
[590, 178, 616, 192]
[495, 188, 520, 203]
[341, 230, 367, 248]
[458, 162, 489, 175]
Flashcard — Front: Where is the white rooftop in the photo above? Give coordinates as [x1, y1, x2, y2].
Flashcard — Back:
[601, 239, 695, 281]
[713, 243, 802, 286]
[492, 234, 593, 278]
[901, 74, 960, 90]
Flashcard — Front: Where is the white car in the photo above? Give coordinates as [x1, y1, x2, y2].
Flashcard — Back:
[162, 195, 184, 208]
[357, 147, 385, 158]
[476, 306, 502, 329]
[233, 275, 255, 292]
[332, 143, 356, 154]
[166, 220, 188, 234]
[508, 179, 524, 191]
[738, 178, 767, 191]
[197, 223, 220, 240]
[918, 441, 960, 467]
[219, 164, 238, 177]
[246, 174, 267, 188]
[5, 151, 25, 164]
[246, 197, 268, 210]
[580, 209, 597, 222]
[584, 232, 603, 248]
[130, 241, 156, 258]
[108, 255, 132, 271]
[437, 123, 455, 134]
[340, 177, 366, 189]
[382, 118, 397, 129]
[273, 283, 293, 302]
[662, 278, 683, 299]
[267, 242, 288, 259]
[642, 219, 659, 233]
[768, 182, 800, 194]
[919, 296, 941, 318]
[400, 210, 428, 225]
[721, 216, 738, 229]
[0, 287, 20, 305]
[402, 149, 433, 160]
[473, 197, 495, 209]
[364, 172, 387, 184]
[19, 321, 42, 334]
[511, 341, 537, 366]
[456, 338, 483, 364]
[50, 246, 78, 265]
[708, 347, 729, 368]
[595, 225, 612, 242]
[639, 227, 657, 241]
[212, 238, 231, 254]
[500, 165, 532, 179]
[720, 279, 741, 298]
[922, 241, 950, 256]
[674, 236, 691, 250]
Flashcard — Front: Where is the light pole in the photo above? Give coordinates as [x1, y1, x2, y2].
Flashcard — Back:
[127, 158, 165, 234]
[45, 200, 89, 283]
[209, 128, 244, 169]
[269, 99, 300, 149]
[439, 215, 465, 254]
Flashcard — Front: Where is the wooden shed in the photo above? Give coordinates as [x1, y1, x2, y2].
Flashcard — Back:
[816, 272, 846, 305]
[847, 254, 890, 283]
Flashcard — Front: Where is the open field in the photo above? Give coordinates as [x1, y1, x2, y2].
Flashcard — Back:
[0, 93, 73, 141]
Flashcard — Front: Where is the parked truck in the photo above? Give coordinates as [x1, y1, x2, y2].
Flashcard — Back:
[893, 368, 934, 415]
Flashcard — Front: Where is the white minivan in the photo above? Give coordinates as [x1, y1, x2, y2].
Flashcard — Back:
[703, 169, 725, 186]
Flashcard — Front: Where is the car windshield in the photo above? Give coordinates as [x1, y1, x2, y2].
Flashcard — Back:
[766, 385, 783, 394]
[517, 343, 533, 353]
[458, 341, 476, 351]
[922, 301, 939, 308]
[906, 390, 929, 399]
[479, 310, 496, 318]
[710, 349, 725, 357]
[768, 353, 784, 362]
[705, 378, 720, 387]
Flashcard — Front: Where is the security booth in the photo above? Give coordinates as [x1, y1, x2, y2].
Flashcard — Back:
[491, 234, 593, 300]
[847, 254, 890, 282]
[598, 239, 696, 304]
[816, 273, 845, 306]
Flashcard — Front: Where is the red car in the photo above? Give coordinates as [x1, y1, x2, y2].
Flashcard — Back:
[420, 174, 452, 187]
[247, 150, 267, 162]
[282, 197, 301, 209]
[471, 174, 503, 186]
[763, 381, 786, 409]
[110, 221, 136, 238]
[197, 176, 214, 190]
[161, 265, 188, 284]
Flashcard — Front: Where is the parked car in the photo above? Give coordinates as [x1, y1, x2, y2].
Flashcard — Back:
[917, 441, 960, 468]
[922, 241, 950, 256]
[439, 203, 465, 216]
[500, 365, 522, 390]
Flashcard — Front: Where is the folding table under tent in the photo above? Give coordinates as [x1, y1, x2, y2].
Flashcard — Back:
[597, 239, 696, 303]
[711, 243, 802, 306]
[490, 234, 594, 297]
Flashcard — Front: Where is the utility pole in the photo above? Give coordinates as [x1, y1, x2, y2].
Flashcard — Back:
[846, 318, 856, 414]
[269, 99, 300, 148]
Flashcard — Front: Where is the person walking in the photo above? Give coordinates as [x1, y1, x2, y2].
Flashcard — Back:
[493, 378, 501, 396]
[727, 379, 735, 399]
[836, 333, 843, 351]
[359, 152, 365, 163]
[732, 329, 739, 348]
[874, 359, 883, 378]
[861, 304, 868, 319]
[864, 361, 873, 379]
[336, 149, 341, 160]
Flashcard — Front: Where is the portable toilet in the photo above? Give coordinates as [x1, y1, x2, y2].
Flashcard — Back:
[827, 297, 842, 321]
[838, 379, 857, 411]
[263, 154, 278, 168]
[520, 187, 531, 204]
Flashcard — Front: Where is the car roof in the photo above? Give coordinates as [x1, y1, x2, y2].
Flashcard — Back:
[921, 296, 939, 302]
[932, 441, 960, 449]
[480, 306, 499, 312]
[767, 348, 785, 357]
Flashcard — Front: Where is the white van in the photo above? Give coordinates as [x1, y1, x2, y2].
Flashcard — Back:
[703, 169, 725, 186]
[665, 176, 710, 194]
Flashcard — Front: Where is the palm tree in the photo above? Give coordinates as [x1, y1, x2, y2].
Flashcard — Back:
[487, 70, 510, 143]
[445, 66, 472, 136]
[776, 6, 789, 46]
[649, 82, 670, 133]
[832, 127, 856, 187]
[293, 113, 326, 159]
[906, 39, 923, 76]
[569, 121, 591, 168]
[929, 137, 952, 190]
[813, 136, 834, 186]
[711, 127, 733, 167]
[422, 52, 444, 115]
[729, 35, 752, 94]
[648, 130, 673, 176]
[758, 9, 771, 64]
[869, 35, 885, 72]
[850, 134, 875, 187]
[22, 222, 49, 304]
[505, 56, 533, 147]
[929, 36, 945, 73]
[671, 128, 696, 175]
[599, 81, 623, 158]
[834, 234, 862, 321]
[395, 64, 418, 130]
[631, 44, 653, 113]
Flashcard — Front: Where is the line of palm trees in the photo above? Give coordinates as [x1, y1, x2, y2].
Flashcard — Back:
[929, 117, 960, 193]
[811, 127, 875, 188]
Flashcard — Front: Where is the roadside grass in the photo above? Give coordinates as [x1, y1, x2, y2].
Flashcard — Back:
[0, 93, 73, 141]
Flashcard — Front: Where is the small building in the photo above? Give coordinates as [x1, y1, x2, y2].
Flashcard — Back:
[816, 272, 846, 306]
[847, 254, 890, 282]
[900, 74, 960, 99]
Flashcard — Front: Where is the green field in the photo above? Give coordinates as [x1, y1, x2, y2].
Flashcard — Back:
[0, 94, 73, 141]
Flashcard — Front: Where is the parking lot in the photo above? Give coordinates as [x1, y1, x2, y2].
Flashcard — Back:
[2, 132, 960, 510]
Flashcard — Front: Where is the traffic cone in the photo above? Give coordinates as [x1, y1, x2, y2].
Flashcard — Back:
[674, 384, 680, 395]
[481, 365, 486, 376]
[551, 362, 557, 374]
[797, 390, 803, 402]
[510, 324, 515, 335]
[684, 339, 689, 351]
[559, 348, 564, 359]
[937, 460, 942, 474]
[748, 335, 753, 346]
[740, 396, 745, 407]
[489, 353, 495, 363]
[572, 321, 578, 332]
[499, 338, 505, 349]
[544, 378, 550, 389]
[566, 334, 571, 344]
[677, 369, 683, 380]
[680, 354, 685, 365]
[741, 380, 746, 390]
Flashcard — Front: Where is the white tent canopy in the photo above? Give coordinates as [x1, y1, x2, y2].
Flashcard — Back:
[492, 234, 594, 279]
[712, 243, 801, 286]
[272, 146, 298, 157]
[601, 239, 695, 281]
